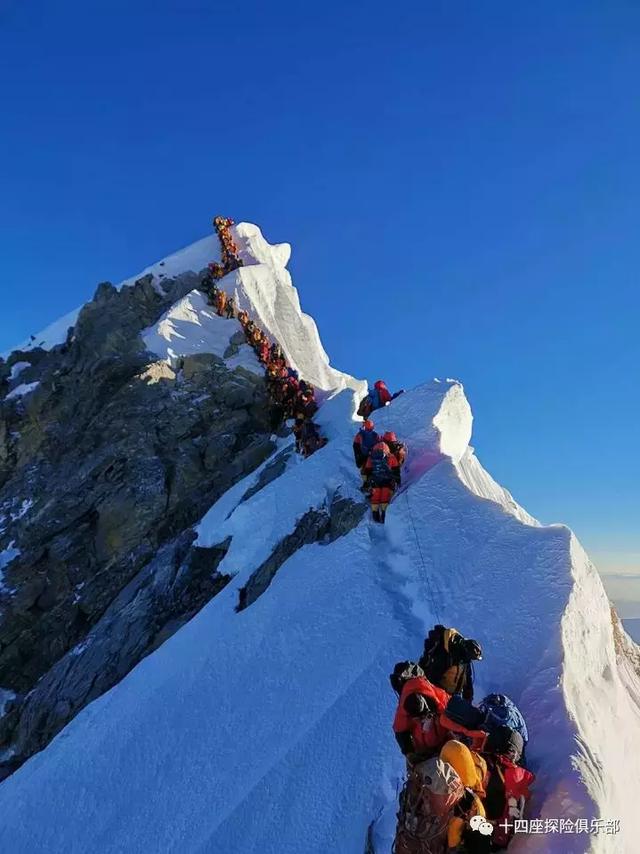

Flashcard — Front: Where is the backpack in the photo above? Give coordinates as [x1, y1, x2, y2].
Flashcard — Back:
[389, 441, 407, 465]
[394, 758, 464, 854]
[420, 626, 459, 680]
[390, 661, 425, 696]
[444, 695, 485, 731]
[478, 694, 528, 745]
[359, 428, 379, 456]
[420, 626, 476, 700]
[368, 386, 381, 410]
[369, 449, 392, 484]
[357, 396, 372, 418]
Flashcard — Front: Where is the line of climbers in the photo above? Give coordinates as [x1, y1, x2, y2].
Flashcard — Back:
[352, 379, 405, 524]
[195, 214, 532, 850]
[203, 216, 245, 284]
[391, 625, 534, 854]
[198, 216, 327, 459]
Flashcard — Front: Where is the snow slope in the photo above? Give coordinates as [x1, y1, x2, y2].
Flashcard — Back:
[223, 222, 363, 395]
[3, 222, 362, 402]
[138, 221, 364, 397]
[4, 382, 40, 402]
[2, 307, 81, 358]
[2, 234, 220, 358]
[142, 289, 263, 376]
[0, 224, 638, 854]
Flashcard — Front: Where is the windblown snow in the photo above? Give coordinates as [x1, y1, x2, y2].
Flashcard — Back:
[0, 224, 638, 854]
[4, 381, 40, 402]
[142, 290, 263, 376]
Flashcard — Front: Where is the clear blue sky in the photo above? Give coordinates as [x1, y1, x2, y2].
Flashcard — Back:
[1, 3, 638, 610]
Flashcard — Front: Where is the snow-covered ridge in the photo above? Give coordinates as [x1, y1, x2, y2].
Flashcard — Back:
[2, 307, 81, 360]
[3, 222, 361, 399]
[2, 366, 638, 852]
[1, 233, 221, 358]
[142, 290, 263, 376]
[1, 220, 639, 853]
[4, 382, 39, 402]
[222, 224, 363, 394]
[140, 221, 364, 396]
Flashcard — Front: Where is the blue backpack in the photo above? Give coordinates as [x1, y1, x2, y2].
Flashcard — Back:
[359, 429, 379, 456]
[444, 695, 485, 730]
[479, 693, 528, 744]
[368, 386, 381, 410]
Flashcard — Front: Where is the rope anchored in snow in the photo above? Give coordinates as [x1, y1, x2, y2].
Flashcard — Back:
[403, 489, 441, 625]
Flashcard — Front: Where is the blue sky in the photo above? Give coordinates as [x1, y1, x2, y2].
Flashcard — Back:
[1, 3, 638, 611]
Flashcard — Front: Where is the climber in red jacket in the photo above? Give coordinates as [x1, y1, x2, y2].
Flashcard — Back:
[258, 341, 270, 364]
[482, 728, 535, 847]
[374, 379, 393, 407]
[392, 662, 491, 763]
[394, 679, 489, 763]
[393, 672, 451, 757]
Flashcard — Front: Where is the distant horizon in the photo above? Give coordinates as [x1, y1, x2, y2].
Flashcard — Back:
[2, 3, 638, 615]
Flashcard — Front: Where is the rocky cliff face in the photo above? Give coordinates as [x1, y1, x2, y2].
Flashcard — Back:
[0, 271, 276, 774]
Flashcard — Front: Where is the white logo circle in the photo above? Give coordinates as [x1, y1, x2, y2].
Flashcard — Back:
[469, 816, 494, 836]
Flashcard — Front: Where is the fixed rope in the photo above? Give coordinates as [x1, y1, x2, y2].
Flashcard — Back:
[403, 489, 441, 624]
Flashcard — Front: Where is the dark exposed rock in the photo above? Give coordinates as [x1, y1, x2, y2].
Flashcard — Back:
[238, 446, 294, 505]
[2, 533, 231, 772]
[223, 330, 248, 359]
[365, 822, 376, 854]
[237, 494, 367, 611]
[0, 269, 278, 773]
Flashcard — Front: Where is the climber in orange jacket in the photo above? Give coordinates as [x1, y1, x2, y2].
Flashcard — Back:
[215, 290, 227, 317]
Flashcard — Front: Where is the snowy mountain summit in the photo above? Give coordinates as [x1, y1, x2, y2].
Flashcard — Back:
[0, 223, 639, 853]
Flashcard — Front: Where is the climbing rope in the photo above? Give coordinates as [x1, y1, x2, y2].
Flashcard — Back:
[403, 489, 441, 624]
